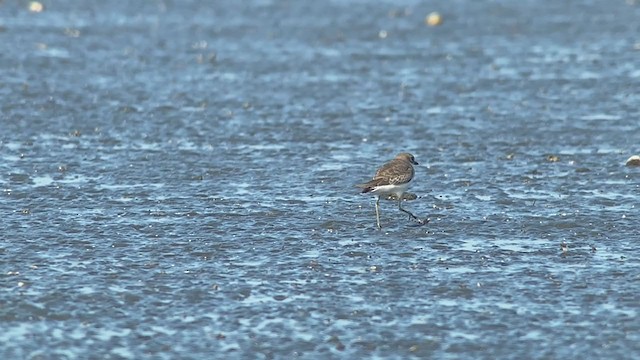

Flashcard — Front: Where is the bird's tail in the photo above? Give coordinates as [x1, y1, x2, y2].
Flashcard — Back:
[356, 180, 380, 193]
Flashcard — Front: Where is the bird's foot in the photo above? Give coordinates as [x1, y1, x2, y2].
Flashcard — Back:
[408, 215, 429, 227]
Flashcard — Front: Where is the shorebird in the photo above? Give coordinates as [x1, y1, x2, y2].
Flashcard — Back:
[357, 152, 427, 229]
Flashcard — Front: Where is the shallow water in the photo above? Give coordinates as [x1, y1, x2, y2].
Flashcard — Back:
[1, 0, 639, 359]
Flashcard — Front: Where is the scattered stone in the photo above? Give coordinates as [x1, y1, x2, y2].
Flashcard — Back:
[29, 1, 44, 13]
[625, 155, 640, 166]
[425, 12, 443, 26]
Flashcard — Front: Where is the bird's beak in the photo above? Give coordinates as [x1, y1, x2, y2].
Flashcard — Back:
[413, 160, 419, 165]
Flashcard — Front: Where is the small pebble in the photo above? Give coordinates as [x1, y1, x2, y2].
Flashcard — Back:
[625, 155, 640, 166]
[425, 12, 443, 26]
[29, 1, 44, 12]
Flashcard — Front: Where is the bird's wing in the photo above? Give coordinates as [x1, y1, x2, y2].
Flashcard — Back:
[373, 160, 414, 185]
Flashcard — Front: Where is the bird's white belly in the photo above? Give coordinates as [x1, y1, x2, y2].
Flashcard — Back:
[370, 182, 409, 196]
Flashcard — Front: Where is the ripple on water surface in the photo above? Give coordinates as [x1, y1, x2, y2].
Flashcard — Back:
[2, 0, 640, 359]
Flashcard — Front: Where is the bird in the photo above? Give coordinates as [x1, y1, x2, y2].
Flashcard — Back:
[357, 152, 427, 229]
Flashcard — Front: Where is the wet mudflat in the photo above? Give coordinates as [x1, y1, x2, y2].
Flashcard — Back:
[1, 0, 639, 359]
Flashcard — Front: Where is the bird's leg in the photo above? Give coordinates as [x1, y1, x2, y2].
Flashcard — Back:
[375, 196, 382, 230]
[398, 195, 428, 225]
